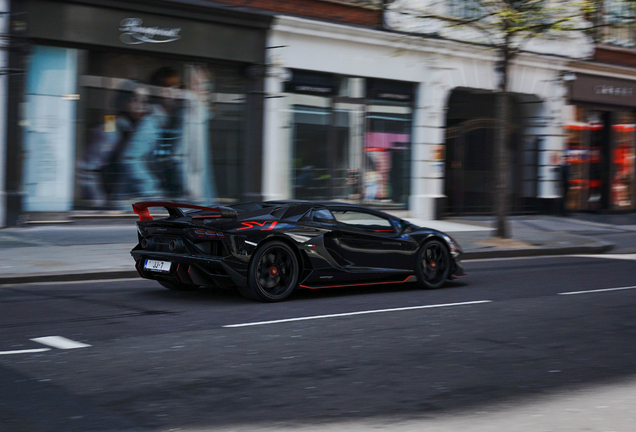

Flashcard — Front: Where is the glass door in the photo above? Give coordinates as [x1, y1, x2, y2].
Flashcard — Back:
[290, 101, 331, 200]
[333, 101, 365, 202]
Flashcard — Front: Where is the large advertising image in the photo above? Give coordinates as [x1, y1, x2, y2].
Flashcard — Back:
[76, 52, 246, 210]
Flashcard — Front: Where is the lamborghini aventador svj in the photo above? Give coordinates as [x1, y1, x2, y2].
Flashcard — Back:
[131, 200, 466, 302]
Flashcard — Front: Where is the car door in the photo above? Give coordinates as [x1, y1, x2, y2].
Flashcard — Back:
[328, 208, 413, 271]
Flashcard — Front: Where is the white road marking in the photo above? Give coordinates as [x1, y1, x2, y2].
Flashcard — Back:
[464, 255, 559, 263]
[31, 336, 91, 350]
[0, 348, 51, 355]
[466, 253, 636, 263]
[572, 254, 636, 261]
[223, 300, 492, 328]
[0, 278, 141, 288]
[559, 286, 636, 296]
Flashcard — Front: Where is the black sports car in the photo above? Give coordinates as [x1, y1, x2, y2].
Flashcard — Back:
[131, 200, 466, 302]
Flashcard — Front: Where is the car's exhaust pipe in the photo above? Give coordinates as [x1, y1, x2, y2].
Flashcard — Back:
[169, 239, 185, 252]
[141, 238, 154, 250]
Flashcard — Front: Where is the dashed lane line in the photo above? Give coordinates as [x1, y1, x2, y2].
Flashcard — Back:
[559, 285, 636, 296]
[572, 254, 636, 261]
[31, 336, 91, 350]
[223, 300, 493, 328]
[0, 348, 51, 355]
[0, 278, 142, 288]
[0, 336, 91, 356]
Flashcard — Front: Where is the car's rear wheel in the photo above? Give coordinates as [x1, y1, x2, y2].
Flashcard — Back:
[242, 240, 299, 302]
[416, 239, 451, 289]
[157, 280, 199, 291]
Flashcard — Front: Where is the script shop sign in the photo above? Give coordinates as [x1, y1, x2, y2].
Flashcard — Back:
[24, 0, 264, 63]
[119, 18, 181, 45]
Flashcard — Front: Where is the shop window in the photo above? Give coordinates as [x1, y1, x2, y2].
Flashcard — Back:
[564, 107, 636, 211]
[364, 111, 412, 206]
[601, 0, 636, 48]
[76, 51, 246, 210]
[612, 112, 635, 208]
[284, 72, 413, 208]
[447, 0, 482, 18]
[364, 79, 413, 207]
[22, 46, 78, 212]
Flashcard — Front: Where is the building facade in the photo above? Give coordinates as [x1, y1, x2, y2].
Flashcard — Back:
[5, 0, 634, 226]
[262, 12, 571, 219]
[563, 47, 636, 212]
[3, 0, 271, 225]
[0, 0, 8, 227]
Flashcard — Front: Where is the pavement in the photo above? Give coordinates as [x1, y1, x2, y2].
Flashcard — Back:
[2, 211, 635, 285]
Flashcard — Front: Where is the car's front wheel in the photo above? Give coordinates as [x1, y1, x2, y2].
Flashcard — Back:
[241, 240, 299, 302]
[416, 239, 451, 289]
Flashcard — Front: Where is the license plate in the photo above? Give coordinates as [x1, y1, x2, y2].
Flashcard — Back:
[144, 259, 171, 272]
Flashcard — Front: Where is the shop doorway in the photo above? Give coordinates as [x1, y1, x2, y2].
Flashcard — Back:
[443, 89, 539, 216]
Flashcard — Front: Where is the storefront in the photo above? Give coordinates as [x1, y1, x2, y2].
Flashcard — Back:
[281, 71, 414, 207]
[566, 73, 636, 211]
[443, 89, 542, 216]
[5, 0, 270, 223]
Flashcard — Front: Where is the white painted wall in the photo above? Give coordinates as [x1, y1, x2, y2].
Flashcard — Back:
[263, 16, 570, 218]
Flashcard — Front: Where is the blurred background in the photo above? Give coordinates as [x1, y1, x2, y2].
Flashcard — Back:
[2, 0, 635, 227]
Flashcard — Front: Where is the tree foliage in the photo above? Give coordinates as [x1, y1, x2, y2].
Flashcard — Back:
[385, 0, 634, 63]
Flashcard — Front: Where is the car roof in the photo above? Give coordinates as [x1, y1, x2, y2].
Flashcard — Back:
[225, 201, 399, 221]
[263, 200, 400, 219]
[264, 200, 363, 209]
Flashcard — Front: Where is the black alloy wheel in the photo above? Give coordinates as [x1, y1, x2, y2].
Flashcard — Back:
[416, 239, 451, 289]
[243, 240, 300, 302]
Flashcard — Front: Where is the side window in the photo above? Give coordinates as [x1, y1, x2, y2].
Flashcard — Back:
[331, 210, 395, 233]
[312, 209, 336, 225]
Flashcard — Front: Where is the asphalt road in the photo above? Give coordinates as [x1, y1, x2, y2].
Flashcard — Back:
[1, 255, 636, 432]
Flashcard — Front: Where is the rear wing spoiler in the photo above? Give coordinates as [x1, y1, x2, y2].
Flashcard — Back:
[132, 201, 238, 221]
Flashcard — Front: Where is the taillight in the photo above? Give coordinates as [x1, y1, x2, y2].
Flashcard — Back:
[189, 229, 225, 240]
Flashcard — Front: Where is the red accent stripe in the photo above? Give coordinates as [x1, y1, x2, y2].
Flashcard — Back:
[176, 264, 183, 283]
[187, 266, 198, 285]
[237, 221, 278, 231]
[135, 260, 145, 278]
[374, 229, 394, 232]
[262, 221, 278, 231]
[132, 201, 222, 221]
[300, 275, 416, 290]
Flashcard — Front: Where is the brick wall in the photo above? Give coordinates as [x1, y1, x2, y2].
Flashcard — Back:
[207, 0, 383, 27]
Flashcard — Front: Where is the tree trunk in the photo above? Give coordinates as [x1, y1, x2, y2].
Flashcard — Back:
[494, 54, 510, 238]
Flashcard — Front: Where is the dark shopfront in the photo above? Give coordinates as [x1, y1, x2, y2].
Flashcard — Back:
[567, 74, 636, 212]
[5, 0, 271, 225]
[284, 71, 415, 208]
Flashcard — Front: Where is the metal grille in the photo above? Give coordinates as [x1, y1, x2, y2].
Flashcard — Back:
[152, 236, 180, 244]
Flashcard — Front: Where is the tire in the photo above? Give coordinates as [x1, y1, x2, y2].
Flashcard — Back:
[416, 239, 451, 289]
[242, 240, 300, 302]
[157, 280, 199, 291]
